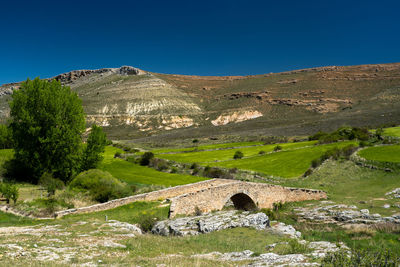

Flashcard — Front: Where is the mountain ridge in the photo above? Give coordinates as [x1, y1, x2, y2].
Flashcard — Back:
[1, 63, 400, 140]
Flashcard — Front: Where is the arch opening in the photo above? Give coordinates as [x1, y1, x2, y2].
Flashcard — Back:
[228, 193, 257, 211]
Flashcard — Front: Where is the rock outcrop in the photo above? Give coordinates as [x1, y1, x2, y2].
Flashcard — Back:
[295, 202, 400, 225]
[152, 211, 269, 236]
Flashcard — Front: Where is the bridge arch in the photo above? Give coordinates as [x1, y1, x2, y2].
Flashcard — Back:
[221, 190, 258, 211]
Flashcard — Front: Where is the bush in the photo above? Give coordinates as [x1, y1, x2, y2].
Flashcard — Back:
[273, 145, 282, 152]
[140, 152, 154, 166]
[259, 150, 266, 155]
[114, 151, 122, 158]
[303, 168, 313, 177]
[170, 167, 178, 173]
[261, 208, 276, 220]
[69, 169, 132, 203]
[149, 158, 169, 171]
[0, 183, 19, 204]
[192, 139, 199, 144]
[38, 172, 64, 196]
[203, 166, 232, 179]
[190, 163, 199, 169]
[136, 212, 162, 232]
[233, 151, 244, 159]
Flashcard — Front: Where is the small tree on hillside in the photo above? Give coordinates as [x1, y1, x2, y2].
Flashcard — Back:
[81, 125, 107, 171]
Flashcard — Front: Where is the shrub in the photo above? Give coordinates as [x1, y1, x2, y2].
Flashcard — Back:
[273, 145, 282, 152]
[203, 166, 232, 179]
[69, 169, 132, 203]
[137, 212, 161, 232]
[261, 208, 276, 220]
[192, 139, 199, 143]
[194, 206, 202, 216]
[140, 152, 154, 166]
[170, 167, 178, 173]
[190, 163, 199, 169]
[233, 151, 244, 159]
[0, 183, 19, 204]
[259, 150, 266, 155]
[114, 151, 122, 158]
[303, 168, 313, 177]
[309, 131, 328, 141]
[38, 172, 64, 196]
[149, 158, 169, 171]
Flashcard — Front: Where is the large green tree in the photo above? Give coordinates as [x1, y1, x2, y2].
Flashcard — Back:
[81, 124, 107, 171]
[8, 78, 86, 183]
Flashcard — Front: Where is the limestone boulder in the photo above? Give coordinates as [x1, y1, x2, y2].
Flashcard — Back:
[152, 211, 269, 236]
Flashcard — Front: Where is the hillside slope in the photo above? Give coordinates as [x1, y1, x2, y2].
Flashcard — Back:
[1, 63, 400, 140]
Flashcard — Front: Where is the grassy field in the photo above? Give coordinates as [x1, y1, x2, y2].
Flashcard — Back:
[157, 141, 317, 164]
[358, 145, 400, 163]
[383, 126, 400, 137]
[209, 141, 357, 178]
[150, 141, 264, 154]
[280, 160, 400, 215]
[100, 146, 207, 187]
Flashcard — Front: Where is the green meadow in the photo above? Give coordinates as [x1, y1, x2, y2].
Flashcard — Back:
[157, 141, 317, 164]
[358, 145, 400, 163]
[100, 146, 207, 187]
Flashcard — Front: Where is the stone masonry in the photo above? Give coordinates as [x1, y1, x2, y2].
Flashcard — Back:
[55, 179, 326, 218]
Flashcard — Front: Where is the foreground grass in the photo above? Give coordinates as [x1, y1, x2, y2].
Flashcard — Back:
[358, 145, 400, 163]
[0, 211, 41, 227]
[100, 146, 207, 187]
[211, 141, 357, 178]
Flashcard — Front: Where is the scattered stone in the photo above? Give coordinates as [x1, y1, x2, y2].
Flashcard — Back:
[360, 209, 369, 215]
[271, 222, 301, 239]
[152, 211, 269, 236]
[296, 203, 400, 225]
[386, 188, 400, 199]
[104, 220, 142, 234]
[102, 240, 126, 249]
[383, 204, 391, 209]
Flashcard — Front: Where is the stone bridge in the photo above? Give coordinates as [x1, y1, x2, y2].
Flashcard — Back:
[55, 179, 326, 218]
[169, 180, 326, 217]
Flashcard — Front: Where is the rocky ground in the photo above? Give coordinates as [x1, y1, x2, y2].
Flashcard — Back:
[0, 209, 352, 266]
[294, 200, 400, 225]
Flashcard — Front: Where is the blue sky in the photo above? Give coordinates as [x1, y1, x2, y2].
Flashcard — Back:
[1, 0, 399, 84]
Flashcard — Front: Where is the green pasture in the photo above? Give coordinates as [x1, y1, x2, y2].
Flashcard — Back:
[150, 141, 264, 154]
[157, 141, 317, 164]
[100, 146, 207, 187]
[382, 126, 400, 137]
[358, 145, 400, 163]
[281, 159, 400, 216]
[210, 141, 358, 178]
